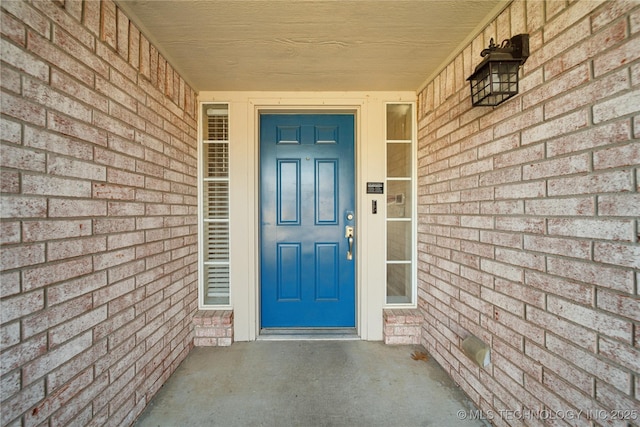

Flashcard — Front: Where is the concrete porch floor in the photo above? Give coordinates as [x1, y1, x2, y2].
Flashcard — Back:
[134, 341, 490, 427]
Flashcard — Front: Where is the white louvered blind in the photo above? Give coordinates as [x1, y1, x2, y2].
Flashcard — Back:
[202, 104, 230, 305]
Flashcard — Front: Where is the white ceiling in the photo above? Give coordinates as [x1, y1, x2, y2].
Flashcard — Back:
[117, 0, 507, 92]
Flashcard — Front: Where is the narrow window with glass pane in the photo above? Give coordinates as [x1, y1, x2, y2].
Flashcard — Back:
[201, 104, 230, 305]
[386, 103, 415, 305]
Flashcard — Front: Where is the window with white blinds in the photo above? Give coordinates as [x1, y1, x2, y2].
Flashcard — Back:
[201, 104, 230, 305]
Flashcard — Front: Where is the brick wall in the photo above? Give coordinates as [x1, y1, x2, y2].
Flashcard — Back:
[1, 1, 198, 425]
[417, 0, 639, 424]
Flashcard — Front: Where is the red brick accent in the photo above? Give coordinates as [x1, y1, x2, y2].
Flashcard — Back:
[1, 1, 197, 425]
[417, 0, 640, 421]
[193, 311, 234, 347]
[383, 309, 422, 345]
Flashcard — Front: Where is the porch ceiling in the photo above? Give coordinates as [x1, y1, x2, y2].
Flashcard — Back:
[117, 0, 507, 92]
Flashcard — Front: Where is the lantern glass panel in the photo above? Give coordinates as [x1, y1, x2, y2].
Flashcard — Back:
[469, 60, 520, 107]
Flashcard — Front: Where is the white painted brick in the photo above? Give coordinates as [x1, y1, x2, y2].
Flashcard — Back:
[0, 243, 45, 270]
[546, 335, 630, 393]
[595, 381, 640, 425]
[48, 199, 107, 217]
[23, 77, 92, 122]
[0, 38, 49, 81]
[525, 343, 594, 395]
[0, 322, 20, 348]
[0, 196, 47, 218]
[526, 271, 593, 309]
[46, 272, 108, 306]
[522, 110, 588, 145]
[0, 380, 45, 426]
[481, 287, 525, 316]
[594, 142, 640, 170]
[22, 174, 92, 198]
[23, 368, 93, 426]
[47, 155, 106, 181]
[24, 126, 93, 160]
[495, 248, 545, 271]
[598, 193, 640, 217]
[599, 336, 640, 372]
[0, 334, 48, 381]
[547, 218, 635, 241]
[0, 13, 196, 411]
[0, 271, 21, 299]
[23, 219, 93, 242]
[596, 289, 640, 322]
[22, 331, 93, 385]
[523, 235, 590, 259]
[22, 295, 92, 340]
[542, 371, 607, 422]
[495, 181, 546, 200]
[417, 1, 639, 422]
[1, 90, 46, 127]
[547, 257, 634, 293]
[547, 69, 630, 119]
[480, 259, 522, 283]
[593, 33, 640, 77]
[549, 170, 634, 196]
[546, 119, 631, 157]
[594, 241, 640, 269]
[0, 290, 44, 324]
[0, 144, 46, 172]
[48, 306, 108, 348]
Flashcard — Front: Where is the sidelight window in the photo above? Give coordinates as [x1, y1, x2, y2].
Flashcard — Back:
[200, 103, 230, 306]
[385, 103, 416, 305]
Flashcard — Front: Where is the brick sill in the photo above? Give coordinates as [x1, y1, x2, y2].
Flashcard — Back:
[193, 310, 233, 346]
[383, 309, 422, 345]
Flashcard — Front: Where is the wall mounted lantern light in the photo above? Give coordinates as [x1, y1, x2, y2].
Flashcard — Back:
[467, 34, 530, 107]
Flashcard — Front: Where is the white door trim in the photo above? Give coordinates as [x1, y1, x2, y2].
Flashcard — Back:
[253, 103, 363, 340]
[197, 91, 416, 342]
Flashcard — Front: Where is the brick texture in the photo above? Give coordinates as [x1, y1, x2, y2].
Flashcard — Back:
[1, 1, 197, 425]
[417, 0, 640, 424]
[383, 309, 422, 345]
[193, 311, 234, 347]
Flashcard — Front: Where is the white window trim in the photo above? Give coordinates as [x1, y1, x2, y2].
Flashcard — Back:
[383, 102, 418, 309]
[198, 102, 233, 310]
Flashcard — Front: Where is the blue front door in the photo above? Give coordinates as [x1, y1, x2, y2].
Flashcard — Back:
[260, 114, 356, 328]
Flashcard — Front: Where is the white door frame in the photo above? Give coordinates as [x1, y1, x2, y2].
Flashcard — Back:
[197, 91, 416, 342]
[254, 104, 363, 338]
[257, 109, 359, 331]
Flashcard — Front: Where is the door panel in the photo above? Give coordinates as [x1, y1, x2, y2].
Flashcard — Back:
[277, 243, 301, 300]
[277, 160, 300, 224]
[316, 160, 338, 224]
[315, 243, 339, 300]
[261, 114, 355, 328]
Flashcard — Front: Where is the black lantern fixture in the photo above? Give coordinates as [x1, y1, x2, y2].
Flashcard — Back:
[467, 34, 530, 107]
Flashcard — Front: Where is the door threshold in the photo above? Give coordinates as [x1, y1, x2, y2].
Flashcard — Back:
[258, 328, 359, 341]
